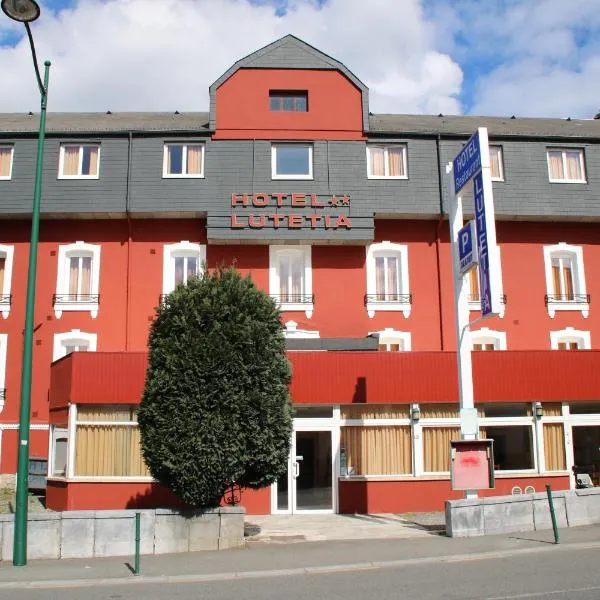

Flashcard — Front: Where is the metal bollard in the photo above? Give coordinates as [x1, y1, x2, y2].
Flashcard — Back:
[134, 512, 141, 575]
[545, 484, 560, 544]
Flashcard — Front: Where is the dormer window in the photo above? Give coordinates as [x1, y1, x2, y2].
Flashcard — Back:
[269, 91, 308, 112]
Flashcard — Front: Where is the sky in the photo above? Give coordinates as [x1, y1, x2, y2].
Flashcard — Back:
[0, 0, 599, 118]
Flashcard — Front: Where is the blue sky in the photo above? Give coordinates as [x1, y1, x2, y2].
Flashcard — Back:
[1, 0, 599, 117]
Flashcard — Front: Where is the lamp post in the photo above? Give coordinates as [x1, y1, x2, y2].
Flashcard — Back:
[1, 0, 50, 567]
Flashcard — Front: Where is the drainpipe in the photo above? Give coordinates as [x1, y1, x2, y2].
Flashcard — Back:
[435, 134, 445, 350]
[125, 131, 133, 350]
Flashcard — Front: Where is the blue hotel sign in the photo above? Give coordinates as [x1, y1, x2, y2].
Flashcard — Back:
[453, 131, 481, 194]
[458, 220, 478, 276]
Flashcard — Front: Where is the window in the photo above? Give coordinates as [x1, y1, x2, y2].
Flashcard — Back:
[466, 246, 505, 317]
[471, 328, 507, 351]
[74, 405, 150, 478]
[366, 145, 407, 179]
[0, 334, 6, 412]
[489, 145, 504, 181]
[269, 246, 313, 318]
[54, 242, 101, 318]
[547, 148, 586, 183]
[271, 144, 313, 179]
[269, 91, 308, 112]
[162, 143, 204, 177]
[0, 244, 14, 318]
[0, 145, 14, 179]
[53, 330, 97, 361]
[550, 328, 591, 350]
[482, 426, 534, 470]
[162, 241, 206, 296]
[543, 243, 588, 318]
[58, 144, 100, 178]
[371, 328, 411, 351]
[365, 242, 410, 318]
[50, 427, 69, 477]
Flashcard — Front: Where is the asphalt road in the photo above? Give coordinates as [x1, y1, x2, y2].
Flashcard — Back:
[2, 544, 599, 600]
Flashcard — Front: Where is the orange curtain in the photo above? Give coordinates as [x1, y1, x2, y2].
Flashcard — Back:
[388, 148, 404, 177]
[387, 256, 398, 300]
[81, 256, 92, 298]
[489, 147, 501, 178]
[565, 151, 582, 180]
[420, 404, 459, 419]
[375, 257, 385, 299]
[544, 423, 566, 470]
[0, 147, 11, 177]
[341, 405, 409, 420]
[369, 147, 385, 176]
[470, 268, 480, 300]
[564, 263, 574, 299]
[186, 146, 203, 175]
[62, 146, 80, 176]
[87, 146, 99, 176]
[548, 151, 564, 179]
[551, 261, 561, 296]
[423, 427, 460, 472]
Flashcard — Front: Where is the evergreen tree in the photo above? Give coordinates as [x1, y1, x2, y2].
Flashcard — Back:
[138, 266, 293, 508]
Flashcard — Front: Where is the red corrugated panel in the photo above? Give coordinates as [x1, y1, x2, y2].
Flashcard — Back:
[51, 350, 600, 406]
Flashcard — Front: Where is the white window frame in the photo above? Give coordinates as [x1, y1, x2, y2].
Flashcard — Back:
[58, 144, 100, 179]
[283, 320, 320, 338]
[0, 244, 14, 319]
[370, 328, 411, 351]
[543, 243, 588, 318]
[471, 327, 507, 350]
[547, 148, 586, 183]
[365, 241, 411, 318]
[269, 245, 313, 318]
[366, 144, 408, 179]
[49, 426, 69, 478]
[162, 143, 205, 178]
[466, 246, 505, 318]
[271, 144, 313, 180]
[53, 330, 97, 361]
[489, 145, 504, 181]
[0, 334, 7, 413]
[0, 145, 14, 180]
[550, 328, 591, 350]
[162, 241, 206, 295]
[54, 241, 101, 318]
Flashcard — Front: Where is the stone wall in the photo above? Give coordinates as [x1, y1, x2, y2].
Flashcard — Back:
[446, 488, 600, 537]
[0, 507, 244, 561]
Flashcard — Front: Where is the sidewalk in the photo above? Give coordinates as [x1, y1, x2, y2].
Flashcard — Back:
[0, 520, 598, 590]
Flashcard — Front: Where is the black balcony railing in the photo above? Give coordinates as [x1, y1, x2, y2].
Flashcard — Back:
[271, 294, 315, 304]
[364, 293, 413, 305]
[52, 294, 100, 305]
[0, 294, 11, 305]
[545, 293, 590, 306]
[467, 294, 507, 305]
[0, 389, 5, 402]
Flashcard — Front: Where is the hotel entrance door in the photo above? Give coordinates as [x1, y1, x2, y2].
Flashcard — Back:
[274, 428, 334, 514]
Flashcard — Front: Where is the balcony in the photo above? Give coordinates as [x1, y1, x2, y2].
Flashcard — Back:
[545, 293, 590, 319]
[0, 294, 10, 319]
[52, 294, 100, 319]
[364, 293, 412, 319]
[270, 294, 315, 319]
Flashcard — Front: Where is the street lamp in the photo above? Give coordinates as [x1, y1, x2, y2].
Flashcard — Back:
[1, 0, 50, 567]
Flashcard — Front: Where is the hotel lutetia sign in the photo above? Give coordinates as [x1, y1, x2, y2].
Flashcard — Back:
[230, 193, 352, 230]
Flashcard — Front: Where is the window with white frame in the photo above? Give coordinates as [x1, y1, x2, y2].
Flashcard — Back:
[550, 328, 591, 350]
[0, 244, 14, 318]
[471, 327, 506, 351]
[53, 330, 97, 361]
[365, 242, 410, 318]
[0, 145, 14, 179]
[162, 143, 205, 178]
[58, 144, 100, 178]
[269, 246, 313, 318]
[54, 242, 101, 318]
[162, 241, 206, 296]
[366, 145, 407, 179]
[50, 427, 69, 477]
[547, 148, 586, 183]
[0, 334, 7, 412]
[489, 145, 504, 181]
[466, 246, 505, 317]
[271, 144, 313, 179]
[371, 328, 411, 351]
[543, 243, 588, 318]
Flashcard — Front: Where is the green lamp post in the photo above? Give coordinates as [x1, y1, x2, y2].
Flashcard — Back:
[0, 0, 50, 567]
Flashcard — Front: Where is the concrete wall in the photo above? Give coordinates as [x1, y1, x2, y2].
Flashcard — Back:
[0, 506, 244, 561]
[446, 487, 600, 537]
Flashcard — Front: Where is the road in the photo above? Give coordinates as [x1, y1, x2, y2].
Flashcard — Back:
[1, 543, 599, 599]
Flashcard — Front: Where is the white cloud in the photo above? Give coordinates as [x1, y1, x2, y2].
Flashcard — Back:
[0, 0, 463, 114]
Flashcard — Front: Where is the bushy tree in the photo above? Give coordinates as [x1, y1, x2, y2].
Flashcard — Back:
[138, 266, 293, 508]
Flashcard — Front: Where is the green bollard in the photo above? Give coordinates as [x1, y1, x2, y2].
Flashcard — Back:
[545, 484, 560, 544]
[134, 512, 141, 575]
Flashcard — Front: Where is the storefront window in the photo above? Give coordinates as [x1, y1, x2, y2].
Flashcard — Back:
[481, 425, 534, 470]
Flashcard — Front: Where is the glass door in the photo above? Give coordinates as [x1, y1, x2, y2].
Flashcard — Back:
[274, 427, 335, 514]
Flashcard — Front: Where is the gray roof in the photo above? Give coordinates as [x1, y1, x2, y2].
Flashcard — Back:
[0, 112, 210, 134]
[1, 110, 599, 139]
[369, 114, 600, 139]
